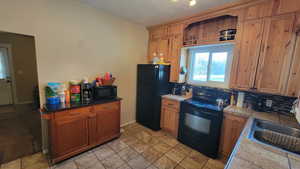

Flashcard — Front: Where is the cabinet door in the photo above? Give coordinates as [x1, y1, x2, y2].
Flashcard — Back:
[286, 33, 300, 97]
[52, 116, 89, 157]
[157, 38, 169, 59]
[148, 39, 159, 61]
[231, 19, 264, 90]
[255, 14, 296, 94]
[169, 34, 182, 82]
[161, 106, 178, 137]
[95, 102, 120, 143]
[273, 0, 300, 16]
[243, 0, 273, 21]
[219, 114, 247, 158]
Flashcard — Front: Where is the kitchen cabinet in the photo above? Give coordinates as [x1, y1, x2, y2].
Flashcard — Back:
[94, 102, 120, 143]
[219, 113, 247, 158]
[231, 13, 296, 95]
[272, 0, 300, 16]
[46, 100, 121, 163]
[255, 14, 295, 94]
[160, 98, 180, 137]
[52, 111, 89, 158]
[243, 0, 273, 21]
[148, 26, 169, 61]
[231, 19, 264, 90]
[286, 33, 300, 97]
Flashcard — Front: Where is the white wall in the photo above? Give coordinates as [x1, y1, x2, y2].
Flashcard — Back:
[0, 0, 148, 125]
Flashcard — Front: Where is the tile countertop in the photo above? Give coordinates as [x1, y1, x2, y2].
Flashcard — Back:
[224, 105, 300, 169]
[161, 94, 192, 101]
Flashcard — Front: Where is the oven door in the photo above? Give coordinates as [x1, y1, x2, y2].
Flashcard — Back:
[178, 102, 223, 158]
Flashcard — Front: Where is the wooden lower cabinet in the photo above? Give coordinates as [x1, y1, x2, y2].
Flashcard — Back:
[160, 98, 180, 137]
[219, 113, 247, 158]
[49, 100, 121, 163]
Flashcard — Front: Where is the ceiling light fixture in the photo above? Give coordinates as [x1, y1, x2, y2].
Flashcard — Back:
[189, 0, 196, 6]
[171, 0, 197, 7]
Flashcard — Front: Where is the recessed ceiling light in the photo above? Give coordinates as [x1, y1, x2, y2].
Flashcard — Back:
[171, 0, 178, 2]
[189, 0, 196, 6]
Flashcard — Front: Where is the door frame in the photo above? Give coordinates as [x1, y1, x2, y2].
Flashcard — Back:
[0, 43, 17, 104]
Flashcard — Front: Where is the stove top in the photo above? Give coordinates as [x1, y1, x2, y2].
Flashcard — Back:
[184, 99, 224, 112]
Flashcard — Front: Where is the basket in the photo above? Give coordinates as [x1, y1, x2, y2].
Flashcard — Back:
[101, 77, 115, 86]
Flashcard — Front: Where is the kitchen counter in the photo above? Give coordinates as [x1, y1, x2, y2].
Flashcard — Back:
[224, 106, 300, 169]
[161, 94, 191, 101]
[42, 97, 122, 113]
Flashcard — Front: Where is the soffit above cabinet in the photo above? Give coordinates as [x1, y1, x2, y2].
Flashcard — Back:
[81, 0, 241, 26]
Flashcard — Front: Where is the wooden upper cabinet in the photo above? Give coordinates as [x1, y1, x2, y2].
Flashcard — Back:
[231, 19, 264, 90]
[272, 0, 300, 16]
[243, 0, 273, 21]
[255, 14, 296, 94]
[148, 26, 169, 61]
[286, 33, 300, 97]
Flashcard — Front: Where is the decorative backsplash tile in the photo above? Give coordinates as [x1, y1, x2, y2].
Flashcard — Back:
[170, 83, 297, 115]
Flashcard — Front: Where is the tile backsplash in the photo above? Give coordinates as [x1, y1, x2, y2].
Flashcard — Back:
[170, 83, 297, 115]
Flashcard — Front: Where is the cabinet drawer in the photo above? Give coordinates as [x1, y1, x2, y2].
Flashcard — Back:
[54, 107, 91, 120]
[93, 102, 119, 112]
[162, 99, 180, 110]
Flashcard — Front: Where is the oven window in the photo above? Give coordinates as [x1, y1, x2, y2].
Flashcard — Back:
[184, 113, 211, 134]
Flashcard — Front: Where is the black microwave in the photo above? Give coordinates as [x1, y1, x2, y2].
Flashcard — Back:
[93, 85, 117, 100]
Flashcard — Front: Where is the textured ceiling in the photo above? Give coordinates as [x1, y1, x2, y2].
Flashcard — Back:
[82, 0, 240, 26]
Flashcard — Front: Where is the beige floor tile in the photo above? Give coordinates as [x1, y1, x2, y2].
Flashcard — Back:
[147, 166, 158, 169]
[189, 150, 209, 164]
[93, 145, 116, 160]
[202, 159, 225, 169]
[158, 136, 179, 147]
[121, 136, 139, 146]
[174, 165, 185, 169]
[0, 159, 21, 169]
[21, 153, 49, 169]
[53, 161, 78, 169]
[107, 139, 129, 152]
[165, 149, 187, 164]
[74, 153, 100, 169]
[153, 143, 172, 154]
[116, 163, 132, 169]
[131, 141, 150, 153]
[179, 157, 206, 169]
[128, 155, 151, 169]
[154, 156, 177, 169]
[142, 147, 163, 163]
[173, 144, 192, 156]
[101, 154, 125, 169]
[118, 147, 139, 162]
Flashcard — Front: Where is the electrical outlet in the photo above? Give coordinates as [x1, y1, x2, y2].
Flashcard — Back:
[266, 99, 273, 108]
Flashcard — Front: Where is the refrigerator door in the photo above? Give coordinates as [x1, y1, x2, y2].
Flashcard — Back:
[136, 64, 170, 130]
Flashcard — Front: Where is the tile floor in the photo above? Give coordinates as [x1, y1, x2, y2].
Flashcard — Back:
[0, 122, 226, 169]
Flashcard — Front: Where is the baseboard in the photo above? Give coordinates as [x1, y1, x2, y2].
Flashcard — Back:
[120, 120, 136, 127]
[15, 101, 33, 105]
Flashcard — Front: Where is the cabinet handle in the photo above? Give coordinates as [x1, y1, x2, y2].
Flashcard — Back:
[168, 103, 174, 106]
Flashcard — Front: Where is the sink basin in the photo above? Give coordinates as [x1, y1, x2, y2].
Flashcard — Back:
[249, 119, 300, 155]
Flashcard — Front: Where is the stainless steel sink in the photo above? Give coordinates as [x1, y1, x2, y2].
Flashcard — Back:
[249, 119, 300, 155]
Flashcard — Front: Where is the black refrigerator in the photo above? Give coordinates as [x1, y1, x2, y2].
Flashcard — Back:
[136, 64, 171, 130]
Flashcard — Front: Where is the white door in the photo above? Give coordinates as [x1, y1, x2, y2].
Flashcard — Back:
[0, 47, 13, 105]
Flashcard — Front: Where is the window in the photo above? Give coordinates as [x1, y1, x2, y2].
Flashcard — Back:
[0, 48, 9, 79]
[187, 43, 234, 88]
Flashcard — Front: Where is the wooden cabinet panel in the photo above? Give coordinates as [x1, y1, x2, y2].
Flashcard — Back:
[219, 114, 247, 158]
[286, 34, 300, 97]
[231, 19, 264, 90]
[243, 0, 273, 21]
[168, 34, 182, 82]
[256, 14, 296, 94]
[273, 0, 300, 16]
[52, 116, 89, 157]
[95, 102, 120, 143]
[158, 38, 169, 59]
[160, 98, 180, 137]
